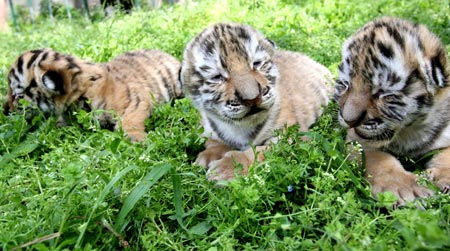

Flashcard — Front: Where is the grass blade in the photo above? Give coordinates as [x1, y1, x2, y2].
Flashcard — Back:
[172, 168, 188, 232]
[12, 232, 61, 251]
[114, 163, 172, 232]
[75, 165, 138, 248]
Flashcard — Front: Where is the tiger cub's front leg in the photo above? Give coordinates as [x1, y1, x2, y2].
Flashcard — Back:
[195, 139, 233, 168]
[365, 150, 434, 207]
[121, 105, 151, 142]
[206, 145, 268, 181]
[426, 147, 450, 193]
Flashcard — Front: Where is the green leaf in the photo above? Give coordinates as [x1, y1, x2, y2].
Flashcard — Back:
[0, 141, 38, 166]
[189, 221, 213, 236]
[108, 138, 121, 154]
[114, 163, 172, 232]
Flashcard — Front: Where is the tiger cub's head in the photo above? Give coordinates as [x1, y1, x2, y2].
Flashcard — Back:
[180, 23, 279, 124]
[335, 17, 449, 146]
[4, 48, 103, 116]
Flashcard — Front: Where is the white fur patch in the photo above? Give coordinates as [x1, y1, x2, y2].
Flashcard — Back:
[43, 75, 56, 91]
[39, 102, 50, 112]
[432, 123, 450, 150]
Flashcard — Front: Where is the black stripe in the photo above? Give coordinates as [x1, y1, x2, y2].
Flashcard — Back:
[125, 86, 131, 102]
[404, 69, 421, 87]
[89, 74, 102, 81]
[338, 63, 344, 72]
[347, 41, 356, 51]
[377, 41, 394, 59]
[236, 26, 250, 41]
[30, 49, 44, 54]
[72, 70, 82, 81]
[212, 91, 222, 103]
[381, 106, 404, 121]
[66, 56, 79, 70]
[24, 79, 37, 99]
[386, 26, 404, 49]
[134, 96, 141, 110]
[125, 52, 139, 57]
[27, 50, 43, 69]
[199, 65, 211, 71]
[220, 41, 229, 59]
[430, 53, 445, 86]
[388, 72, 401, 86]
[177, 67, 183, 93]
[249, 120, 267, 139]
[188, 85, 200, 96]
[208, 117, 227, 144]
[417, 37, 424, 51]
[192, 69, 204, 81]
[202, 89, 214, 94]
[160, 64, 175, 98]
[17, 56, 24, 74]
[416, 94, 433, 109]
[203, 40, 216, 55]
[162, 76, 173, 98]
[39, 51, 49, 65]
[385, 100, 406, 107]
[373, 55, 384, 70]
[11, 70, 20, 83]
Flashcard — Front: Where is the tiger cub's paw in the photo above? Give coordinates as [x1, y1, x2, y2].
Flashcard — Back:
[371, 171, 434, 208]
[56, 115, 69, 127]
[195, 142, 233, 169]
[206, 157, 236, 181]
[127, 131, 147, 142]
[206, 151, 252, 181]
[427, 167, 450, 194]
[195, 150, 225, 169]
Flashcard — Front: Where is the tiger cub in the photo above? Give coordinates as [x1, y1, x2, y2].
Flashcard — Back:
[335, 17, 450, 206]
[4, 48, 182, 141]
[180, 23, 332, 181]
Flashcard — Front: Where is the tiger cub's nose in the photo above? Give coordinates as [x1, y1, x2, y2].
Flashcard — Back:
[343, 111, 367, 128]
[242, 95, 262, 106]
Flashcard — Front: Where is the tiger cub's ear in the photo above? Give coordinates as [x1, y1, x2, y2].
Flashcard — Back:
[266, 39, 277, 49]
[428, 48, 449, 89]
[40, 70, 66, 95]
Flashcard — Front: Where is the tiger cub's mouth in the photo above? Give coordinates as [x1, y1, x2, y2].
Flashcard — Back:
[246, 106, 265, 117]
[354, 126, 395, 142]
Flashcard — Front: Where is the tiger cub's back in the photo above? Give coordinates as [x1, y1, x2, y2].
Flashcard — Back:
[274, 50, 332, 131]
[106, 49, 183, 103]
[90, 49, 183, 141]
[3, 48, 182, 141]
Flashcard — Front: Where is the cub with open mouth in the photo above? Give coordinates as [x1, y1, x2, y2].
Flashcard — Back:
[180, 22, 332, 181]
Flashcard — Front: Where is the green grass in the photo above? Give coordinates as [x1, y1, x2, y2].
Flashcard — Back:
[1, 0, 450, 250]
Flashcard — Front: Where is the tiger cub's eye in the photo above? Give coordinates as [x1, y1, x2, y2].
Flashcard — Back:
[209, 74, 226, 83]
[335, 80, 349, 94]
[380, 94, 400, 103]
[253, 61, 264, 69]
